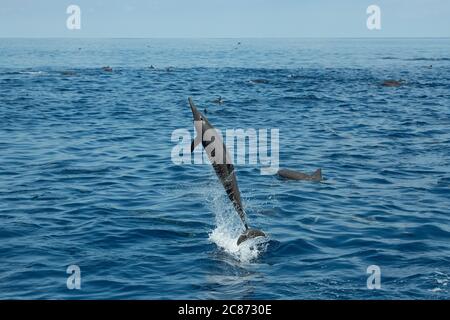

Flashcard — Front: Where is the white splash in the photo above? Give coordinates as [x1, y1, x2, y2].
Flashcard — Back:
[209, 227, 268, 263]
[19, 71, 46, 76]
[203, 177, 268, 263]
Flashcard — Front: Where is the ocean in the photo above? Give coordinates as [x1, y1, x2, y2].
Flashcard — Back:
[0, 38, 449, 299]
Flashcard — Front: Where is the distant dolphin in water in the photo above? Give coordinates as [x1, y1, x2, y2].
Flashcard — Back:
[277, 168, 323, 182]
[382, 80, 403, 87]
[61, 71, 77, 76]
[188, 97, 266, 245]
[250, 79, 269, 84]
[212, 96, 224, 104]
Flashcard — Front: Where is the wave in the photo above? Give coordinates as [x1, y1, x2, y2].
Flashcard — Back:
[381, 56, 450, 62]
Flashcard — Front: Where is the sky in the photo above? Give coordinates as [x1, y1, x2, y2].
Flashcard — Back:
[0, 0, 449, 38]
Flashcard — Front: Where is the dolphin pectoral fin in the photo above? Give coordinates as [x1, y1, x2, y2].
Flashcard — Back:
[237, 228, 266, 245]
[191, 137, 201, 152]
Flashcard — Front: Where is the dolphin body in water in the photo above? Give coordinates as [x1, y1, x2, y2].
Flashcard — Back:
[188, 97, 266, 245]
[277, 168, 323, 182]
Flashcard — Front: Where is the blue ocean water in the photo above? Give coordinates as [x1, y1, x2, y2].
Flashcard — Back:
[0, 38, 449, 299]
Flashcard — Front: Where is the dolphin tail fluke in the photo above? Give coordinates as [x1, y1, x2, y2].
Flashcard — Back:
[237, 228, 266, 245]
[312, 169, 322, 181]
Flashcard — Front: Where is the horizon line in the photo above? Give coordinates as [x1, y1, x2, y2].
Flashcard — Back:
[1, 36, 450, 40]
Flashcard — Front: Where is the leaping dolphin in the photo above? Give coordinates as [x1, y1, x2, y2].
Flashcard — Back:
[188, 97, 266, 245]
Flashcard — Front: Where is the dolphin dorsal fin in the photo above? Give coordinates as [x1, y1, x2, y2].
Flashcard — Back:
[312, 169, 322, 180]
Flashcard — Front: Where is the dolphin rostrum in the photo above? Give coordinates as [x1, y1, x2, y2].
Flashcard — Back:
[188, 97, 266, 245]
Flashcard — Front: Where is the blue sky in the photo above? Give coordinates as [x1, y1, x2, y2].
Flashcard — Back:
[1, 0, 449, 37]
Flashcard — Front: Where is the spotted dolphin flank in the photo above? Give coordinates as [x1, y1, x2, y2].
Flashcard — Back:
[188, 97, 266, 245]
